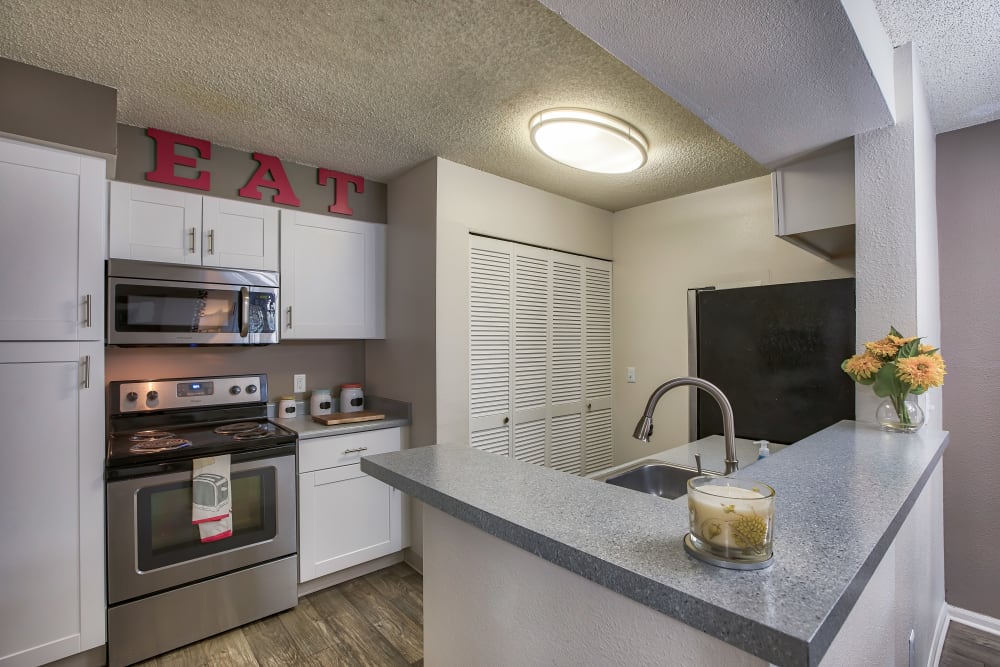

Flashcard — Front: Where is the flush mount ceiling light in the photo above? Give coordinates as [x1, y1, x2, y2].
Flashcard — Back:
[529, 108, 648, 174]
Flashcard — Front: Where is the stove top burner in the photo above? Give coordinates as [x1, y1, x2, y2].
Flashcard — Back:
[213, 422, 262, 434]
[128, 438, 193, 453]
[232, 424, 273, 441]
[129, 430, 176, 441]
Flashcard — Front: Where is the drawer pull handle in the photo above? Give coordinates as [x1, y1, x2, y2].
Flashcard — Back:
[343, 446, 368, 454]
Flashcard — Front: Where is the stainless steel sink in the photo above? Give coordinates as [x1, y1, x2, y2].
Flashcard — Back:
[594, 460, 713, 499]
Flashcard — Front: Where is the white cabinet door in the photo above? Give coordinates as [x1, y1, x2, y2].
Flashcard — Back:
[201, 197, 279, 271]
[280, 210, 386, 339]
[298, 464, 402, 582]
[109, 181, 203, 265]
[0, 138, 104, 341]
[0, 341, 104, 667]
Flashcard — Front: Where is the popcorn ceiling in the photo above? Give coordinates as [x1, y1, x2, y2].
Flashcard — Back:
[0, 0, 765, 212]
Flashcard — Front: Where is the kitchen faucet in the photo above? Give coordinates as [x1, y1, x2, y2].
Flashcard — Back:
[633, 376, 739, 475]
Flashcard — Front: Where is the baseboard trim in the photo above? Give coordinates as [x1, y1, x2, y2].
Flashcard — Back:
[296, 552, 404, 597]
[949, 605, 1000, 636]
[403, 546, 423, 575]
[928, 602, 949, 667]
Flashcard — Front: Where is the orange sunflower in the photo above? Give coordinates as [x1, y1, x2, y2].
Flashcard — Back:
[895, 354, 947, 390]
[843, 353, 883, 380]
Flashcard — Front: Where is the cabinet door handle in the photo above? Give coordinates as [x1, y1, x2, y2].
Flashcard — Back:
[343, 446, 368, 454]
[587, 402, 592, 411]
[82, 294, 92, 328]
[286, 306, 293, 329]
[188, 227, 197, 254]
[208, 229, 215, 255]
[503, 416, 510, 425]
[82, 355, 91, 389]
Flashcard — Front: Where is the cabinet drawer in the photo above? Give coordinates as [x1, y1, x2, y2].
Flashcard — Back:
[298, 428, 401, 473]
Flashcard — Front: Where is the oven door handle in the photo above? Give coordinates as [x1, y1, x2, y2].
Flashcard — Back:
[239, 286, 250, 337]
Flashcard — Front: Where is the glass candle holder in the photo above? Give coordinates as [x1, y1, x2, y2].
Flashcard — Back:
[687, 476, 775, 565]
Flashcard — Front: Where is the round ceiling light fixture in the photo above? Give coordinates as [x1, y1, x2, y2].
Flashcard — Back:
[529, 108, 648, 174]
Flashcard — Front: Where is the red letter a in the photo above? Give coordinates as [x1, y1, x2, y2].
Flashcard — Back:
[239, 153, 301, 206]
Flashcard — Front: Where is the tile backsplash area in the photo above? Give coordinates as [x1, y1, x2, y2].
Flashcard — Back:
[105, 340, 366, 399]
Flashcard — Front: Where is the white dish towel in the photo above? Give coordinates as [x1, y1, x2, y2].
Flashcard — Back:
[192, 455, 233, 542]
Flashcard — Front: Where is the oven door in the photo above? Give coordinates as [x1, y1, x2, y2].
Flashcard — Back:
[107, 277, 279, 345]
[106, 451, 296, 604]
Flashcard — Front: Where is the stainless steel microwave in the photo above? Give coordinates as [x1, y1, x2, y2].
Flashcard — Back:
[107, 259, 279, 345]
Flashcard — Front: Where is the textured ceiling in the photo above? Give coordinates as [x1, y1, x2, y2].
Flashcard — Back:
[0, 0, 766, 212]
[873, 0, 1000, 133]
[539, 0, 897, 168]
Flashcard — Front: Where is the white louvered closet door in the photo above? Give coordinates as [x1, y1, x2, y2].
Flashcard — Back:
[583, 259, 614, 473]
[548, 256, 584, 474]
[469, 237, 513, 456]
[511, 245, 550, 466]
[468, 235, 612, 474]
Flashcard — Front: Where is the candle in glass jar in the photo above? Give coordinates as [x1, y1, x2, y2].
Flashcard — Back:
[688, 482, 774, 556]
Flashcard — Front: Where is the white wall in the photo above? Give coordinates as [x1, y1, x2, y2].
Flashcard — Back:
[611, 175, 853, 464]
[434, 158, 613, 447]
[854, 43, 942, 429]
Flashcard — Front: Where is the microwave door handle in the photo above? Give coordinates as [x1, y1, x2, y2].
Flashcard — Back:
[240, 286, 250, 337]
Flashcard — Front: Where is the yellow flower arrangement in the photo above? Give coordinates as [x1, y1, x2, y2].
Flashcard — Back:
[842, 326, 946, 429]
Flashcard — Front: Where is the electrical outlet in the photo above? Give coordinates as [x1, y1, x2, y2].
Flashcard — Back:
[293, 374, 306, 393]
[626, 366, 637, 383]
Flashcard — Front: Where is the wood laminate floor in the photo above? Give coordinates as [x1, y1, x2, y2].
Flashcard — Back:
[138, 563, 423, 666]
[940, 622, 1000, 667]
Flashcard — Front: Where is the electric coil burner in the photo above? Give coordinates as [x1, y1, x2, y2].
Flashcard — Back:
[105, 374, 298, 667]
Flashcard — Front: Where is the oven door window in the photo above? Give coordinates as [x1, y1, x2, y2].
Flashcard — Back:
[136, 468, 276, 571]
[114, 284, 240, 333]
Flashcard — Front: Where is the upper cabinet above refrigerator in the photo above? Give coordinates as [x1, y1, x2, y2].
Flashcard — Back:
[0, 136, 105, 341]
[109, 181, 279, 271]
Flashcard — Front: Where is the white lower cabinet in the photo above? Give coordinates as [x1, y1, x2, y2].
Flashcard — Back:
[298, 428, 403, 582]
[0, 341, 104, 667]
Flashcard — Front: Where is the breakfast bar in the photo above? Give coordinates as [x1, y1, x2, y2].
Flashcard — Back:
[362, 421, 949, 666]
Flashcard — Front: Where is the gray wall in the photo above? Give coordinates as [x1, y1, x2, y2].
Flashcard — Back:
[116, 124, 387, 224]
[105, 341, 365, 401]
[0, 58, 116, 156]
[937, 118, 1000, 619]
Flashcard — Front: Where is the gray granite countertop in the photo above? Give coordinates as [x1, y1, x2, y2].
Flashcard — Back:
[361, 421, 948, 666]
[277, 396, 411, 439]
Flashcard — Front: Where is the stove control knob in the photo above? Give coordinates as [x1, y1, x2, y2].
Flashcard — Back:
[246, 384, 258, 395]
[147, 390, 159, 402]
[230, 385, 242, 395]
[125, 391, 139, 402]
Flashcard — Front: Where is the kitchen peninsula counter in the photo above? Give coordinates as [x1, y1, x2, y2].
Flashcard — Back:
[362, 421, 949, 666]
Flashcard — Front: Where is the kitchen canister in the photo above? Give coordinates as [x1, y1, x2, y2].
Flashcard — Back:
[310, 388, 334, 416]
[340, 383, 364, 413]
[277, 395, 297, 419]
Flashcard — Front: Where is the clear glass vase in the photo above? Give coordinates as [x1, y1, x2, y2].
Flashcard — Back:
[876, 396, 925, 433]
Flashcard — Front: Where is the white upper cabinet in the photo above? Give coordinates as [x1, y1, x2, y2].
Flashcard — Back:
[0, 137, 104, 341]
[109, 181, 203, 265]
[280, 210, 386, 339]
[109, 182, 278, 271]
[201, 197, 278, 270]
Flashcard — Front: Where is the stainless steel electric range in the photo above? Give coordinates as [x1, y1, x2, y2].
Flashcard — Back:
[105, 374, 297, 667]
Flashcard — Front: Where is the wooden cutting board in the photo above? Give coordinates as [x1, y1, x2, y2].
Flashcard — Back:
[311, 411, 385, 425]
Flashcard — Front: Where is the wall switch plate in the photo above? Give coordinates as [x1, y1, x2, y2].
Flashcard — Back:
[293, 374, 306, 393]
[626, 367, 636, 383]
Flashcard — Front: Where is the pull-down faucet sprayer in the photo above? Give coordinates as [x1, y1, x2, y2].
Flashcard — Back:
[633, 376, 739, 475]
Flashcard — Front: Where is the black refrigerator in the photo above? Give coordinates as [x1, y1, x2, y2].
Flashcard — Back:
[690, 278, 856, 445]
